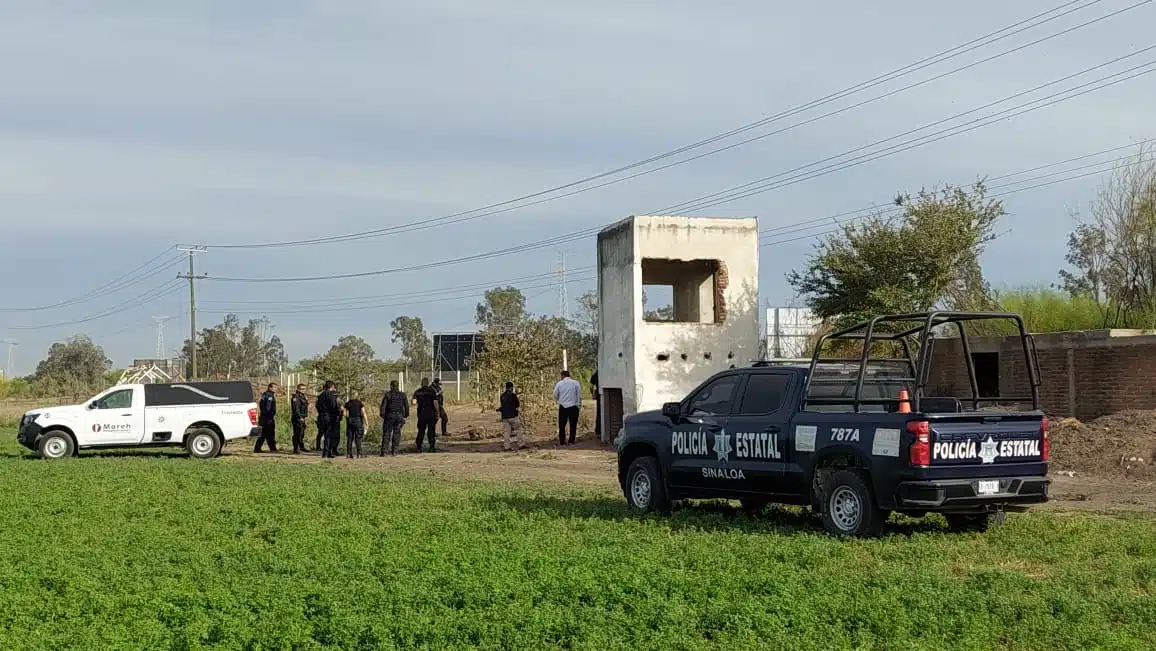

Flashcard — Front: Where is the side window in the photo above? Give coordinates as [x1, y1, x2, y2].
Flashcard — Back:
[96, 389, 133, 410]
[687, 375, 741, 415]
[738, 374, 791, 415]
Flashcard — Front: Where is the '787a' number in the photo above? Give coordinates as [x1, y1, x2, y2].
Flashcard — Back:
[831, 427, 860, 442]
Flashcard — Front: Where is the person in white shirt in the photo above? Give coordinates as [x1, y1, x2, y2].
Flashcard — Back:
[553, 369, 582, 446]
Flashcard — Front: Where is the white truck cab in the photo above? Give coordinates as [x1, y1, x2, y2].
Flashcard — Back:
[16, 381, 261, 459]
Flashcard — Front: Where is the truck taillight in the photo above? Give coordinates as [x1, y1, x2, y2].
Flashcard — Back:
[248, 408, 258, 426]
[1041, 416, 1049, 462]
[907, 419, 930, 467]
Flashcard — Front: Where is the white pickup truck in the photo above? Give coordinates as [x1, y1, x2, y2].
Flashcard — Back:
[16, 381, 261, 459]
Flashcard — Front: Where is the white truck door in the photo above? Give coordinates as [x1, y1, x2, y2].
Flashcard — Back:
[83, 386, 145, 445]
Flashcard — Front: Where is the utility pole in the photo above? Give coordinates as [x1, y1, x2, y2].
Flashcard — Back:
[177, 246, 207, 379]
[556, 250, 568, 321]
[2, 339, 17, 379]
[152, 316, 170, 359]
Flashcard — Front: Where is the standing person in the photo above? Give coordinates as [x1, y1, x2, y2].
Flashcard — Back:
[254, 383, 279, 453]
[316, 381, 343, 459]
[590, 369, 600, 441]
[553, 370, 581, 446]
[290, 383, 309, 454]
[378, 380, 409, 456]
[432, 378, 449, 437]
[344, 390, 367, 459]
[497, 381, 524, 451]
[412, 378, 440, 452]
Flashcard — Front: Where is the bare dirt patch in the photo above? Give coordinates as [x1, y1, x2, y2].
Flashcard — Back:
[1051, 410, 1156, 480]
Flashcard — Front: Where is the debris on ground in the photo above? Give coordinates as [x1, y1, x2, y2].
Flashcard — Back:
[1050, 410, 1156, 480]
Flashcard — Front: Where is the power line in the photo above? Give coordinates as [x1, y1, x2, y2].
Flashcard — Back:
[198, 275, 599, 316]
[661, 47, 1156, 214]
[199, 0, 1121, 250]
[0, 248, 179, 312]
[6, 281, 185, 331]
[760, 151, 1156, 247]
[201, 52, 1156, 284]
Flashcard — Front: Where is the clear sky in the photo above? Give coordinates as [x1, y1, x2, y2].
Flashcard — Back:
[1, 0, 1154, 375]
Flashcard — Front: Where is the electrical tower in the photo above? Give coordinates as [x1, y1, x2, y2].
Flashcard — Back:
[2, 339, 16, 379]
[556, 250, 568, 321]
[153, 316, 171, 359]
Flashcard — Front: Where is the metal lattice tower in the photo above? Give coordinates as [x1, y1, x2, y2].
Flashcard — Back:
[152, 316, 171, 359]
[556, 250, 568, 321]
[2, 339, 17, 379]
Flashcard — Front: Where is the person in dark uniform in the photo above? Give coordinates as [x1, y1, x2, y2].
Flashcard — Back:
[290, 383, 309, 454]
[254, 382, 278, 453]
[379, 380, 409, 456]
[432, 378, 449, 437]
[413, 378, 440, 452]
[316, 381, 343, 459]
[344, 390, 367, 459]
[590, 370, 600, 440]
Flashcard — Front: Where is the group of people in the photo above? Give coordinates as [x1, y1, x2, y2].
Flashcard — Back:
[253, 377, 449, 458]
[251, 369, 599, 457]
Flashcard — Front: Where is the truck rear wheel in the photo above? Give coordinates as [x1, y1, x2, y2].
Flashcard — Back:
[186, 429, 222, 459]
[624, 456, 669, 514]
[820, 470, 887, 537]
[38, 431, 74, 459]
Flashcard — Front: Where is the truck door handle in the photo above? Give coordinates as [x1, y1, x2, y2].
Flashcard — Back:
[121, 413, 132, 417]
[705, 425, 722, 432]
[764, 426, 781, 433]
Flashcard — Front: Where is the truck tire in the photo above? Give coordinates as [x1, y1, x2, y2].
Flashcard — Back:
[186, 429, 222, 459]
[37, 431, 74, 459]
[624, 456, 669, 514]
[945, 511, 1005, 533]
[820, 469, 887, 537]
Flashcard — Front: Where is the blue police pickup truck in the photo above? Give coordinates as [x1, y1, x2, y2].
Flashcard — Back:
[615, 311, 1049, 537]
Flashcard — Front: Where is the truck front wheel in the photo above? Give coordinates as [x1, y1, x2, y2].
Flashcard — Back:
[37, 431, 74, 459]
[624, 456, 669, 514]
[820, 470, 887, 537]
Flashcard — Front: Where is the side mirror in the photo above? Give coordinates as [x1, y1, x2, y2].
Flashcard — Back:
[87, 402, 97, 410]
[661, 402, 681, 421]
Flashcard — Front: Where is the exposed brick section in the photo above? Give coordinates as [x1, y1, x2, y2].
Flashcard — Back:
[928, 331, 1156, 420]
[713, 260, 728, 324]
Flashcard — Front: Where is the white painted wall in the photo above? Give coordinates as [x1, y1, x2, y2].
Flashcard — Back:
[597, 215, 760, 425]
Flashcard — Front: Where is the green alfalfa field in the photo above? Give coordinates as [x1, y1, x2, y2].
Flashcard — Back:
[0, 429, 1154, 650]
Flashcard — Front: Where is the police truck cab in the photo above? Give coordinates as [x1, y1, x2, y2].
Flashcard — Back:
[17, 381, 261, 459]
[615, 312, 1049, 537]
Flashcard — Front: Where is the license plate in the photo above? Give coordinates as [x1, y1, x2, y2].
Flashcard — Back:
[977, 480, 999, 495]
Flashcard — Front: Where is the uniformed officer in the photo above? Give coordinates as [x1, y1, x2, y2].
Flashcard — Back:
[316, 380, 343, 459]
[413, 378, 440, 452]
[432, 378, 449, 437]
[254, 382, 278, 453]
[379, 380, 409, 456]
[290, 383, 309, 454]
[344, 390, 367, 459]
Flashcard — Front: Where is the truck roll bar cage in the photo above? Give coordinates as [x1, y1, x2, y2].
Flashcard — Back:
[804, 311, 1042, 413]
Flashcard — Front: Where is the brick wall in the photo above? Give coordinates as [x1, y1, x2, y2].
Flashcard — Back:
[927, 330, 1156, 420]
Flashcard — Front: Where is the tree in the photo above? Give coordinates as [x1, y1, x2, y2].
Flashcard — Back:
[475, 286, 527, 329]
[471, 315, 571, 426]
[32, 335, 112, 395]
[299, 335, 390, 395]
[390, 315, 431, 375]
[1059, 145, 1156, 327]
[575, 289, 598, 336]
[180, 314, 289, 378]
[642, 288, 674, 321]
[788, 182, 1003, 328]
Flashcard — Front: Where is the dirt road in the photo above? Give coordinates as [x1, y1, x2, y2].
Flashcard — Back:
[223, 421, 1156, 515]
